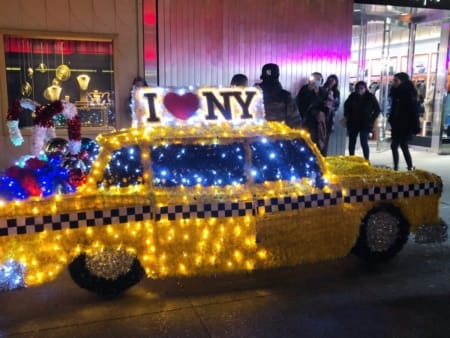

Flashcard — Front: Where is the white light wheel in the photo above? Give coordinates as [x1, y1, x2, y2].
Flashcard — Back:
[365, 210, 400, 252]
[352, 204, 410, 263]
[68, 249, 144, 296]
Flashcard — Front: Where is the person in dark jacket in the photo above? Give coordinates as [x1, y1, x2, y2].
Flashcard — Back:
[388, 72, 419, 171]
[322, 74, 341, 114]
[230, 73, 248, 87]
[257, 63, 302, 128]
[344, 81, 380, 160]
[129, 76, 148, 114]
[322, 74, 341, 154]
[295, 72, 331, 155]
[296, 72, 329, 117]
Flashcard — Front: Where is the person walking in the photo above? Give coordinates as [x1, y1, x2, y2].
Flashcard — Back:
[343, 81, 380, 160]
[388, 72, 420, 171]
[256, 63, 302, 128]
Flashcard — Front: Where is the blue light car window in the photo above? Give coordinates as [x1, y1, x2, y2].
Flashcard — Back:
[99, 145, 144, 187]
[151, 143, 246, 187]
[250, 138, 324, 185]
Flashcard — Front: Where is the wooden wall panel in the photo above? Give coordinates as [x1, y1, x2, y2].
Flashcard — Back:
[20, 0, 48, 31]
[67, 0, 95, 32]
[156, 0, 353, 154]
[92, 0, 117, 33]
[157, 0, 352, 90]
[45, 0, 71, 31]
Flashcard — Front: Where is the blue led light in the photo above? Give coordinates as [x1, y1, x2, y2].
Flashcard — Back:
[151, 143, 246, 187]
[251, 138, 324, 186]
[0, 153, 77, 201]
[98, 145, 144, 188]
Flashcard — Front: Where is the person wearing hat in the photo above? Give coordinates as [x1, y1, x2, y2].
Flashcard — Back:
[256, 63, 301, 128]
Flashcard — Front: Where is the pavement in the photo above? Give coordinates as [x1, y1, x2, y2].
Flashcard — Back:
[1, 144, 450, 338]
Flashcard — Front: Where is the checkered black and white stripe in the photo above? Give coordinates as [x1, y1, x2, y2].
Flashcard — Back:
[0, 181, 441, 237]
[0, 205, 152, 237]
[155, 201, 254, 221]
[256, 191, 342, 214]
[343, 182, 439, 204]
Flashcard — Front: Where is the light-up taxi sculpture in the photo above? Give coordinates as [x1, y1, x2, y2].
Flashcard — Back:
[0, 86, 446, 296]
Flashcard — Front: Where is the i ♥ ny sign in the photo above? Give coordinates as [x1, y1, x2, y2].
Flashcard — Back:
[131, 86, 265, 127]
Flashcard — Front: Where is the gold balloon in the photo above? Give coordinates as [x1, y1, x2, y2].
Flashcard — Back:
[21, 82, 32, 97]
[27, 67, 34, 77]
[36, 63, 48, 73]
[52, 78, 61, 86]
[55, 64, 71, 81]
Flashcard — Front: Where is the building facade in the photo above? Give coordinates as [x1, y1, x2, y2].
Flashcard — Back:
[1, 0, 449, 171]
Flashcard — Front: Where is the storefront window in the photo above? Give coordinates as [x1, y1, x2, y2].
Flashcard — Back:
[3, 34, 115, 128]
[412, 24, 441, 143]
[443, 47, 450, 144]
[352, 4, 450, 153]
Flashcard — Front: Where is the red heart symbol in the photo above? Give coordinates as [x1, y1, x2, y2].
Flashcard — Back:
[163, 92, 200, 120]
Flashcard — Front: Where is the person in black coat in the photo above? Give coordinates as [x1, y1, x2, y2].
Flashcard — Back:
[323, 75, 341, 110]
[344, 81, 380, 160]
[388, 72, 420, 170]
[230, 73, 248, 86]
[256, 63, 302, 128]
[295, 72, 331, 155]
[322, 74, 341, 154]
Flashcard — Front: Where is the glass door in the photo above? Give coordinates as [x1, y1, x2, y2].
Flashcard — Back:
[409, 23, 442, 148]
[437, 23, 450, 153]
[375, 18, 410, 148]
[352, 4, 450, 154]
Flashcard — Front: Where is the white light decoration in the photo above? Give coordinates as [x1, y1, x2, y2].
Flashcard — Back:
[0, 260, 26, 291]
[131, 86, 265, 128]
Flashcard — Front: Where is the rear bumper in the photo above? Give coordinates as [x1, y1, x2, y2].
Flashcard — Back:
[414, 219, 448, 244]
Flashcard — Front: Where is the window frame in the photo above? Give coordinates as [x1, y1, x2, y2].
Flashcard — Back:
[0, 29, 118, 137]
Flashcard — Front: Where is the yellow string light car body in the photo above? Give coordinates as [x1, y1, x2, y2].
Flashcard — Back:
[0, 86, 446, 296]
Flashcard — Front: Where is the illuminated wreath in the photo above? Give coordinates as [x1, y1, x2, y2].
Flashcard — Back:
[6, 99, 81, 156]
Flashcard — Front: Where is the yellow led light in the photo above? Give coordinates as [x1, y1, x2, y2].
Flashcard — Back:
[257, 249, 267, 260]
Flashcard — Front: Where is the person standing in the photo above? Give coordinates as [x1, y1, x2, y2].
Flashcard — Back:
[129, 76, 148, 111]
[343, 81, 380, 160]
[322, 74, 341, 154]
[388, 72, 420, 171]
[323, 74, 341, 116]
[230, 73, 249, 87]
[295, 72, 330, 155]
[256, 63, 302, 128]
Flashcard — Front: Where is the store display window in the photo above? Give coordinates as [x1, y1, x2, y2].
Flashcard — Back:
[3, 34, 115, 128]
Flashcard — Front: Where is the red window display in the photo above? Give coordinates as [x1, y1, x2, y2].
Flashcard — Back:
[3, 35, 115, 128]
